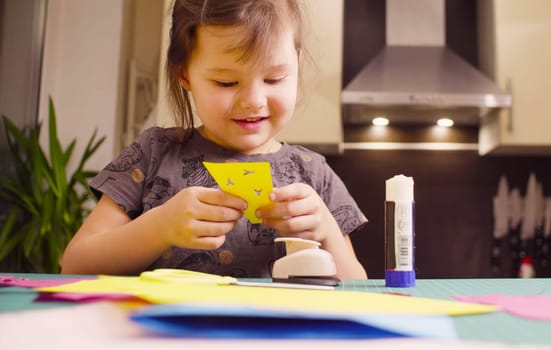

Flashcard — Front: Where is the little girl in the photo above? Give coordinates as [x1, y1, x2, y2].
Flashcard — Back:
[61, 0, 368, 279]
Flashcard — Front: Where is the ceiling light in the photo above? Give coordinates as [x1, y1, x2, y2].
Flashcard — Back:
[437, 118, 454, 127]
[372, 117, 389, 126]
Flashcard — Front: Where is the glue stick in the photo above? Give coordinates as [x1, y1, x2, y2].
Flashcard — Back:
[385, 175, 416, 287]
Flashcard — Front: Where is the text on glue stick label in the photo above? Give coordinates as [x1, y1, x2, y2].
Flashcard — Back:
[394, 200, 413, 270]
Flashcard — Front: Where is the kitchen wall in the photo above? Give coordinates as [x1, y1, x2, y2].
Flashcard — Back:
[0, 0, 44, 132]
[334, 0, 551, 278]
[37, 0, 163, 173]
[327, 150, 551, 279]
[38, 0, 129, 173]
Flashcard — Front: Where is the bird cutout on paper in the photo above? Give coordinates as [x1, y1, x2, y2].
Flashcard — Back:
[203, 161, 273, 224]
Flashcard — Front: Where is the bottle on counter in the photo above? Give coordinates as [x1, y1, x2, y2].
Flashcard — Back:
[518, 256, 535, 278]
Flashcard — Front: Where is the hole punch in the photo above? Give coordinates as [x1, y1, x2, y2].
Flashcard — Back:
[272, 237, 340, 287]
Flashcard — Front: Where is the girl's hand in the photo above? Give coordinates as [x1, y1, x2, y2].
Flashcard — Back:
[256, 183, 339, 243]
[158, 186, 247, 250]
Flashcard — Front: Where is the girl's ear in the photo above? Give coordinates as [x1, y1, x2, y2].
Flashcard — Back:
[179, 68, 191, 91]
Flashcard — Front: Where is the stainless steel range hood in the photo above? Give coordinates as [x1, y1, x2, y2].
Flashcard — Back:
[342, 0, 512, 126]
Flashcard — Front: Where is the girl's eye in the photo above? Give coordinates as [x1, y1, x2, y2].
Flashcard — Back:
[265, 76, 286, 85]
[215, 81, 237, 88]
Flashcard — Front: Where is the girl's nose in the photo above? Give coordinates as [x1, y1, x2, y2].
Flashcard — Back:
[237, 83, 266, 113]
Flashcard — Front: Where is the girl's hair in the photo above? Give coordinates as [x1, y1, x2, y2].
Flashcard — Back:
[166, 0, 305, 140]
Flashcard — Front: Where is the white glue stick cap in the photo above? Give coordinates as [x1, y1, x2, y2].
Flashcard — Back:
[386, 174, 414, 201]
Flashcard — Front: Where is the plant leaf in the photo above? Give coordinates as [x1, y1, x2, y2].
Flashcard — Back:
[0, 208, 22, 260]
[0, 98, 105, 272]
[48, 97, 68, 199]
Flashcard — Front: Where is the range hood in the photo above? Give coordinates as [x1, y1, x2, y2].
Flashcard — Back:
[342, 0, 512, 126]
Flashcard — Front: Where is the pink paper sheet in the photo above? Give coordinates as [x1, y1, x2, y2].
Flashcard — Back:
[453, 294, 551, 321]
[0, 275, 95, 288]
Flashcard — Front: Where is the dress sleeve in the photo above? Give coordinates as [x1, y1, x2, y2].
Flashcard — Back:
[88, 128, 157, 219]
[319, 160, 368, 236]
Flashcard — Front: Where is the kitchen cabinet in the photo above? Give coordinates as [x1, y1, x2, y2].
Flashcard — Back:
[155, 0, 344, 154]
[478, 0, 551, 155]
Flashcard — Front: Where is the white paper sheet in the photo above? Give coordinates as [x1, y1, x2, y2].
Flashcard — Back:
[0, 302, 549, 350]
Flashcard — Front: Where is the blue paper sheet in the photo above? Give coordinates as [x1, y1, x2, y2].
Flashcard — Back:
[130, 304, 458, 339]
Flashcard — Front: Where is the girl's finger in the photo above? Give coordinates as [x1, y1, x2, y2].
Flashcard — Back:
[263, 214, 316, 236]
[189, 234, 227, 250]
[269, 183, 312, 202]
[193, 201, 244, 222]
[186, 219, 237, 238]
[257, 197, 311, 219]
[198, 188, 248, 211]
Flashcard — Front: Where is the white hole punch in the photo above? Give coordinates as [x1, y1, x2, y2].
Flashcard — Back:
[272, 237, 339, 287]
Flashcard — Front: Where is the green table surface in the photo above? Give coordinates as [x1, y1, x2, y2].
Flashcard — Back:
[1, 275, 550, 345]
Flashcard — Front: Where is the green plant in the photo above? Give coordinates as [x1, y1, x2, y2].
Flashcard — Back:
[0, 97, 105, 273]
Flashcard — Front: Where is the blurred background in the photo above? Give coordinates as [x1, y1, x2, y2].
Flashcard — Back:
[1, 0, 550, 277]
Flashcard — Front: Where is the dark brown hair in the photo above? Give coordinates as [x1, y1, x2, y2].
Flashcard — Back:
[166, 0, 305, 140]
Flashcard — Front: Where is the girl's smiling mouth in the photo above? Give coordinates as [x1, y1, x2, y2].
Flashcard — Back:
[233, 116, 269, 130]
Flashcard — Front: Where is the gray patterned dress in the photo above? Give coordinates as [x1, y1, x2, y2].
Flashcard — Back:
[90, 127, 367, 277]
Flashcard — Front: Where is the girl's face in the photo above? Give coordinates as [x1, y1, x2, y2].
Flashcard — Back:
[182, 25, 299, 154]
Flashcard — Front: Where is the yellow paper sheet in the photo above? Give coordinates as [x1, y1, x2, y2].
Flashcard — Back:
[203, 161, 273, 224]
[37, 276, 497, 317]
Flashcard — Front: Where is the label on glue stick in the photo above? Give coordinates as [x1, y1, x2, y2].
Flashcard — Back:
[385, 200, 414, 271]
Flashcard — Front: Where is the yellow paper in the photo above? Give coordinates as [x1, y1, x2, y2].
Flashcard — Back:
[203, 161, 273, 224]
[37, 276, 497, 317]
